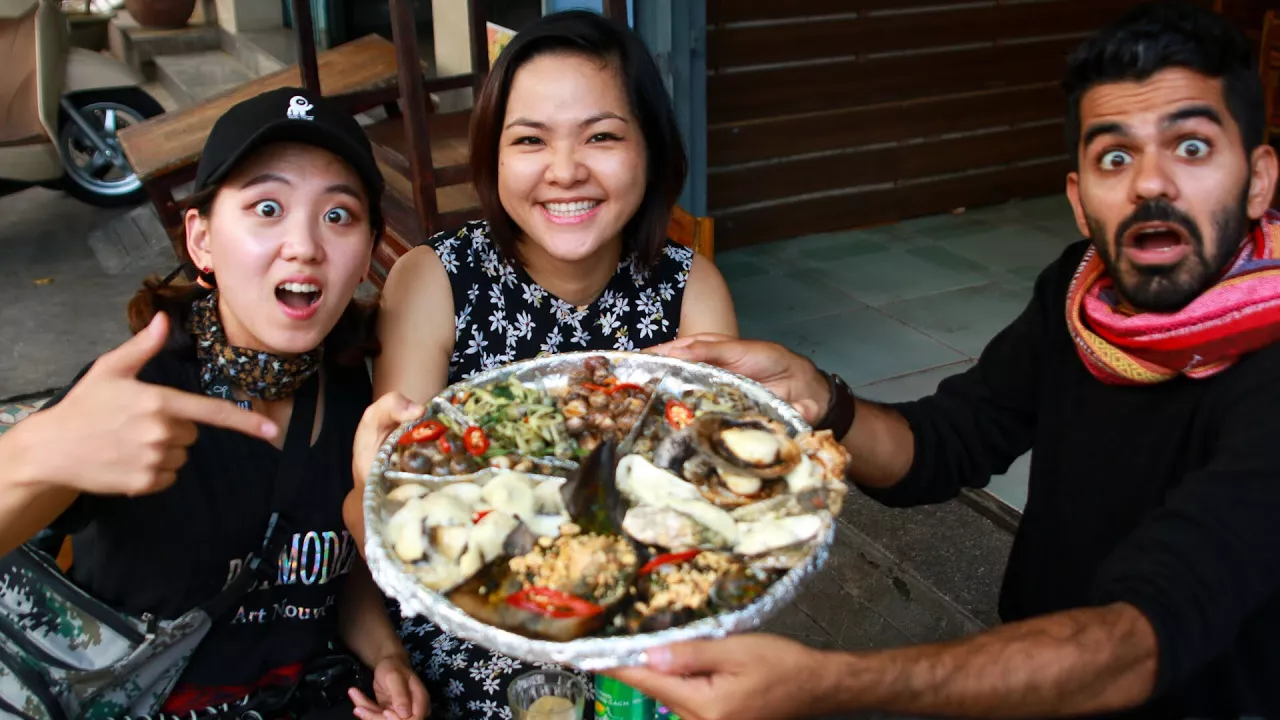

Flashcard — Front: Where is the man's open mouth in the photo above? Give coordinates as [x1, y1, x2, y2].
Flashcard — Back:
[275, 281, 322, 311]
[1121, 222, 1193, 266]
[1124, 222, 1189, 252]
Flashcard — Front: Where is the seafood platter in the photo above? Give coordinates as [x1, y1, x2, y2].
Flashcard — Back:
[363, 352, 851, 670]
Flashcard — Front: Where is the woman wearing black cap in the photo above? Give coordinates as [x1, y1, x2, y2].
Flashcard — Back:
[0, 88, 428, 720]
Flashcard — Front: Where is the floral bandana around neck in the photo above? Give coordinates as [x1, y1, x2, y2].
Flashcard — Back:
[1066, 208, 1280, 385]
[188, 291, 322, 401]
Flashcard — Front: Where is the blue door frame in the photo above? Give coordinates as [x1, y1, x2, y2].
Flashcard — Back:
[634, 0, 707, 215]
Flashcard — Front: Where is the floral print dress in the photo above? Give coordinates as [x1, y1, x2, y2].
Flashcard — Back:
[397, 220, 693, 719]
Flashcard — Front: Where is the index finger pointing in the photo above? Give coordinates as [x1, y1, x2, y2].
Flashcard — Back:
[155, 388, 278, 440]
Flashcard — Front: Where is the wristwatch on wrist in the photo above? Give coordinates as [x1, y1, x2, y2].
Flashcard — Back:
[812, 368, 855, 440]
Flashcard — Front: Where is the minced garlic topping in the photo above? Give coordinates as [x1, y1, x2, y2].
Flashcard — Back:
[635, 552, 736, 616]
[508, 533, 637, 598]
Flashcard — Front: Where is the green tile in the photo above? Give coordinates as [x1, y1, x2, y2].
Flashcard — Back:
[986, 453, 1031, 512]
[891, 212, 992, 240]
[877, 283, 1033, 358]
[757, 227, 895, 258]
[715, 252, 774, 282]
[905, 245, 991, 275]
[853, 361, 974, 404]
[728, 270, 864, 329]
[1029, 220, 1086, 245]
[795, 236, 890, 263]
[944, 225, 1067, 271]
[765, 230, 861, 253]
[764, 307, 967, 387]
[811, 249, 987, 306]
[1009, 195, 1072, 225]
[1007, 264, 1048, 285]
[718, 243, 809, 273]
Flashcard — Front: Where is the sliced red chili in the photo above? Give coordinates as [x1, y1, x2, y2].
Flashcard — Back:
[472, 509, 492, 524]
[398, 420, 446, 446]
[463, 426, 490, 456]
[605, 382, 647, 396]
[506, 587, 603, 619]
[581, 383, 612, 393]
[639, 550, 700, 575]
[665, 400, 694, 430]
[438, 436, 454, 455]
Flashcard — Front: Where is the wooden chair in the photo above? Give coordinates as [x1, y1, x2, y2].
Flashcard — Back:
[669, 205, 715, 260]
[1261, 10, 1280, 145]
[360, 0, 490, 288]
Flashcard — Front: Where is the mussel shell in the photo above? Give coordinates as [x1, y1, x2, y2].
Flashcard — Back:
[652, 426, 697, 474]
[710, 567, 775, 611]
[689, 414, 801, 480]
[633, 607, 701, 634]
[558, 440, 629, 536]
[729, 487, 833, 522]
[448, 561, 610, 642]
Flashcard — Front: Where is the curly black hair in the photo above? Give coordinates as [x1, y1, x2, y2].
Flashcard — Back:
[1062, 1, 1264, 164]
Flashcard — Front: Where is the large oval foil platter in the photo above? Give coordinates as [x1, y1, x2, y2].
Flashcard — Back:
[363, 351, 835, 671]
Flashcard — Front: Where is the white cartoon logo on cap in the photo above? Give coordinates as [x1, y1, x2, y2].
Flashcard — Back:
[287, 96, 314, 121]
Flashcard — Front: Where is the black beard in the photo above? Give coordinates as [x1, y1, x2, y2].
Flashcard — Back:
[1086, 191, 1249, 313]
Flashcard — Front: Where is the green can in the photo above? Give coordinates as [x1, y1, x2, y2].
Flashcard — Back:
[593, 675, 653, 719]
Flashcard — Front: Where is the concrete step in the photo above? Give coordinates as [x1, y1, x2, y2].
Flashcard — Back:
[139, 81, 180, 114]
[221, 26, 296, 77]
[107, 10, 221, 81]
[154, 50, 255, 107]
[86, 204, 171, 276]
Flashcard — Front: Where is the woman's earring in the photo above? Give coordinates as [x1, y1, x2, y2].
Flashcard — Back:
[196, 266, 215, 290]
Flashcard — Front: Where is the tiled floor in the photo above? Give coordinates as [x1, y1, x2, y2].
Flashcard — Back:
[721, 193, 1084, 512]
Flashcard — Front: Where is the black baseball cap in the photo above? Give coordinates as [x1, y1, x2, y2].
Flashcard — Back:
[195, 87, 385, 237]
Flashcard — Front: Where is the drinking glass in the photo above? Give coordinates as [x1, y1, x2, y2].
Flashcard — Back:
[507, 668, 589, 720]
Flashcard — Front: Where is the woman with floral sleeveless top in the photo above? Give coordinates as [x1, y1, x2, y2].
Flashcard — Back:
[343, 10, 737, 719]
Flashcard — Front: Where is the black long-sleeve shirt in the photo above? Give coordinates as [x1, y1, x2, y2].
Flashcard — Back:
[864, 240, 1280, 718]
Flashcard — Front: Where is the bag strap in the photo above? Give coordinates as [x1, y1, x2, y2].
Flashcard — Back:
[201, 373, 320, 621]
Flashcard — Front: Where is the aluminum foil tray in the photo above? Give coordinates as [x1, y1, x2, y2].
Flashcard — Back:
[363, 350, 835, 671]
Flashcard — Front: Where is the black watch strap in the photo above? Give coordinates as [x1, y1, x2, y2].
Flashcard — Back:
[812, 369, 855, 440]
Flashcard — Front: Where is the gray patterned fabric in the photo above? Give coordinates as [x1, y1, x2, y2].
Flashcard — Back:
[0, 546, 213, 720]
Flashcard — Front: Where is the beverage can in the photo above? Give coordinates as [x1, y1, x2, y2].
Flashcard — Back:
[593, 675, 653, 719]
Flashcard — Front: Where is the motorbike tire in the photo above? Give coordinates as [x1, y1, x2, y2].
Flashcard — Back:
[57, 88, 165, 208]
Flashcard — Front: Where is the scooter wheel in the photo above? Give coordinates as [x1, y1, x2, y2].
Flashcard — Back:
[57, 88, 165, 208]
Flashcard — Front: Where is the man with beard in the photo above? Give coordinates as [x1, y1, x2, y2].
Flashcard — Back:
[606, 3, 1280, 719]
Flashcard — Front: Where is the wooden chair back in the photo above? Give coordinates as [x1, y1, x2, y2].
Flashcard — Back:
[1262, 10, 1280, 144]
[668, 205, 715, 260]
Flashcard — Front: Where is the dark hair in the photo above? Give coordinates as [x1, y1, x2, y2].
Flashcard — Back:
[1063, 1, 1264, 166]
[126, 187, 380, 367]
[469, 10, 687, 268]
